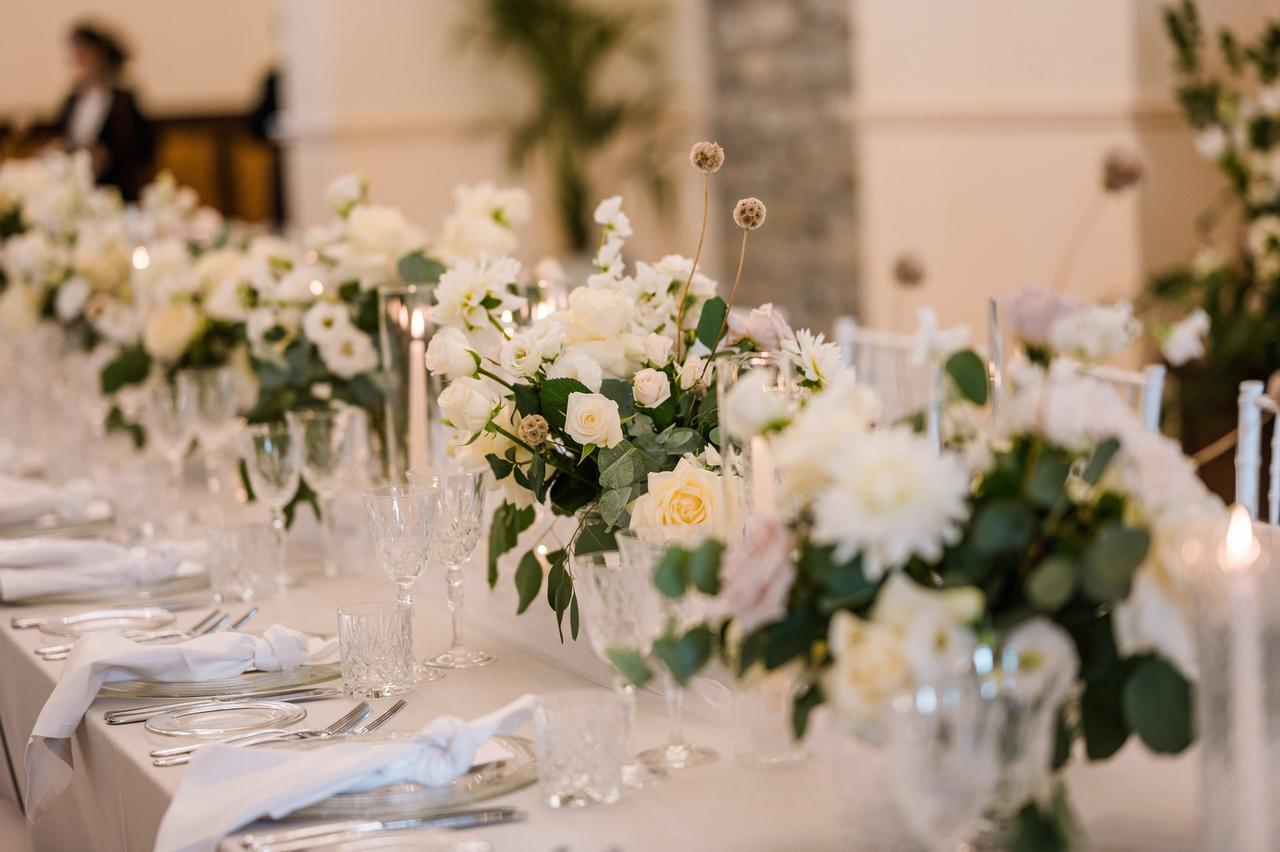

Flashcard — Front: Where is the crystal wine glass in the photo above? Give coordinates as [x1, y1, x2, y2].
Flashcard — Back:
[618, 529, 720, 771]
[574, 544, 667, 787]
[146, 379, 198, 522]
[243, 422, 302, 590]
[286, 407, 356, 578]
[885, 673, 1004, 851]
[408, 470, 492, 668]
[177, 366, 241, 502]
[361, 484, 444, 682]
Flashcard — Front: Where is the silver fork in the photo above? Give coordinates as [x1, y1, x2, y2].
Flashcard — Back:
[36, 608, 224, 659]
[152, 702, 372, 766]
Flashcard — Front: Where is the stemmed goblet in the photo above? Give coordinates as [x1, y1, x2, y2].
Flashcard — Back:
[286, 407, 356, 578]
[146, 379, 198, 526]
[243, 422, 302, 590]
[617, 529, 720, 771]
[408, 470, 492, 668]
[361, 484, 444, 682]
[177, 366, 241, 503]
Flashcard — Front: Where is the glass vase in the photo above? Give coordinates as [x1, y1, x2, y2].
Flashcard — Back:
[375, 283, 448, 484]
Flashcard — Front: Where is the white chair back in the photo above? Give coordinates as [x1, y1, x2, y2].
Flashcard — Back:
[986, 296, 1165, 433]
[833, 316, 942, 450]
[1236, 380, 1280, 523]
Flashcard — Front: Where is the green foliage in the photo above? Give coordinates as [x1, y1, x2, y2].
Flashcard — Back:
[695, 296, 728, 349]
[1123, 655, 1194, 753]
[944, 349, 989, 405]
[514, 551, 544, 614]
[487, 502, 536, 587]
[396, 251, 446, 284]
[539, 377, 591, 430]
[100, 345, 152, 395]
[653, 624, 712, 686]
[607, 646, 653, 687]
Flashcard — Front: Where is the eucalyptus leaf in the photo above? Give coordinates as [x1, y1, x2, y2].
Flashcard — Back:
[606, 647, 653, 687]
[695, 296, 728, 349]
[654, 625, 712, 686]
[688, 540, 724, 595]
[1027, 557, 1078, 612]
[1081, 525, 1149, 603]
[396, 251, 445, 284]
[945, 349, 989, 405]
[1082, 437, 1121, 485]
[654, 547, 689, 598]
[971, 500, 1035, 554]
[514, 552, 543, 614]
[1122, 656, 1193, 753]
[574, 521, 616, 555]
[487, 502, 535, 587]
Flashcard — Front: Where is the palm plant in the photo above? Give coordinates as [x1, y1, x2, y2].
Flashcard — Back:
[462, 0, 674, 251]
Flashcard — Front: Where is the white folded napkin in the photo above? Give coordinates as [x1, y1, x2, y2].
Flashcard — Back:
[25, 625, 338, 818]
[153, 694, 537, 852]
[0, 538, 205, 602]
[0, 474, 99, 527]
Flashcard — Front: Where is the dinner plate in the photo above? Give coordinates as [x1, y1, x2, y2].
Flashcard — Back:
[16, 571, 208, 606]
[37, 606, 177, 637]
[99, 663, 342, 699]
[145, 700, 307, 738]
[286, 736, 536, 821]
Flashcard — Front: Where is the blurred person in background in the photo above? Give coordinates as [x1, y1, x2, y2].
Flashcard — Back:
[53, 22, 155, 200]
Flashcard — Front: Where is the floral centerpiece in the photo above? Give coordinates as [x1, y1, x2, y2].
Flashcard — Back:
[621, 336, 1218, 847]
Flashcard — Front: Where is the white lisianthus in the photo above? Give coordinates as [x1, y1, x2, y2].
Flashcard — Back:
[434, 255, 526, 333]
[326, 173, 366, 216]
[594, 235, 626, 275]
[783, 329, 844, 387]
[565, 392, 623, 448]
[54, 277, 92, 321]
[547, 350, 604, 392]
[722, 368, 791, 439]
[873, 573, 981, 683]
[593, 195, 633, 238]
[303, 301, 353, 345]
[499, 331, 545, 379]
[630, 458, 733, 543]
[318, 328, 378, 379]
[247, 306, 298, 357]
[632, 368, 672, 408]
[1159, 308, 1210, 366]
[910, 307, 971, 364]
[1001, 618, 1080, 702]
[204, 277, 251, 323]
[427, 327, 480, 380]
[1047, 301, 1141, 362]
[643, 332, 674, 367]
[812, 428, 970, 578]
[142, 301, 204, 362]
[438, 377, 498, 432]
[677, 356, 708, 391]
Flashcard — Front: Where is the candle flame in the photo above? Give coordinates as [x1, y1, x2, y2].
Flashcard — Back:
[308, 279, 324, 296]
[410, 308, 426, 339]
[131, 246, 150, 270]
[1223, 504, 1260, 574]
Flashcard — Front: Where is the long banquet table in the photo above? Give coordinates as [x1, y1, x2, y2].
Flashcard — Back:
[0, 552, 1203, 851]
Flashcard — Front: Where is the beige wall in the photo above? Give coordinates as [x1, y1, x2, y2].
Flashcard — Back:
[0, 0, 276, 117]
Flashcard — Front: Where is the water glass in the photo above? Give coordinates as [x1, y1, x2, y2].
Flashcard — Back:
[206, 522, 282, 600]
[243, 422, 302, 583]
[287, 408, 357, 578]
[534, 690, 628, 808]
[147, 379, 197, 509]
[338, 601, 415, 698]
[733, 671, 809, 768]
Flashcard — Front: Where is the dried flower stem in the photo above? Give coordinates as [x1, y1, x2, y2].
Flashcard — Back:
[675, 173, 710, 360]
[696, 228, 749, 384]
[1050, 193, 1105, 293]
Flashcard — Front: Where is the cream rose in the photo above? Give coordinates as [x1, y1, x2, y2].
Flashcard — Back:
[564, 392, 623, 448]
[499, 331, 544, 379]
[677, 356, 708, 391]
[142, 301, 203, 362]
[630, 458, 731, 543]
[427, 327, 479, 380]
[643, 332, 674, 367]
[438, 377, 498, 432]
[824, 612, 910, 726]
[632, 368, 671, 408]
[547, 350, 604, 392]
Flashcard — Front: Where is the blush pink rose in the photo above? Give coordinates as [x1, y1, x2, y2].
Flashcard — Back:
[726, 303, 796, 352]
[719, 513, 795, 633]
[1003, 287, 1079, 346]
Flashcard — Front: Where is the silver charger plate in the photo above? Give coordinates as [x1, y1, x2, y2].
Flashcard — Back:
[284, 736, 536, 821]
[37, 606, 177, 637]
[99, 663, 341, 699]
[14, 572, 208, 606]
[145, 699, 307, 738]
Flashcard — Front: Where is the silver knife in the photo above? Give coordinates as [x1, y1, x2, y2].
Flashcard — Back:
[105, 687, 343, 725]
[240, 807, 524, 852]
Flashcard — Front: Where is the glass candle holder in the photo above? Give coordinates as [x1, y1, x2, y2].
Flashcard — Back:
[376, 284, 449, 483]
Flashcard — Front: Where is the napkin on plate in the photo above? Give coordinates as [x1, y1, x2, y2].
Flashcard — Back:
[0, 538, 205, 603]
[25, 624, 338, 818]
[0, 474, 101, 528]
[153, 694, 538, 852]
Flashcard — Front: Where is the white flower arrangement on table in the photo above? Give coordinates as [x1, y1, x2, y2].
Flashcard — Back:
[620, 337, 1220, 849]
[428, 143, 846, 641]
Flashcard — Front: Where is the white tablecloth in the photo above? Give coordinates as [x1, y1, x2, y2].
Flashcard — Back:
[0, 548, 1201, 851]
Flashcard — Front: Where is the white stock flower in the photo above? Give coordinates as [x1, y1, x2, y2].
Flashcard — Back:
[783, 329, 844, 387]
[1160, 308, 1209, 366]
[632, 368, 672, 408]
[303, 301, 354, 345]
[812, 429, 970, 578]
[593, 195, 633, 238]
[499, 331, 545, 379]
[547, 349, 604, 392]
[325, 173, 366, 216]
[318, 328, 378, 379]
[642, 332, 674, 366]
[564, 392, 624, 448]
[1047, 301, 1141, 362]
[910, 307, 970, 364]
[142, 301, 203, 362]
[428, 327, 480, 380]
[630, 458, 733, 544]
[438, 376, 498, 432]
[722, 368, 791, 439]
[54, 277, 91, 321]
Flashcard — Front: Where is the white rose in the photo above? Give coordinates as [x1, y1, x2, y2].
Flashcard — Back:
[564, 392, 623, 448]
[547, 350, 603, 392]
[632, 368, 672, 408]
[55, 277, 92, 321]
[326, 173, 366, 216]
[722, 368, 791, 440]
[529, 318, 566, 358]
[824, 611, 910, 728]
[677, 356, 708, 391]
[643, 332, 674, 367]
[426, 327, 479, 380]
[143, 301, 203, 362]
[500, 331, 545, 379]
[630, 458, 731, 543]
[566, 286, 634, 338]
[437, 377, 498, 432]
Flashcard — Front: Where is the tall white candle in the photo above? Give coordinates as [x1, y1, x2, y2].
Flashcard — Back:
[1222, 505, 1268, 852]
[407, 308, 430, 475]
[749, 435, 775, 514]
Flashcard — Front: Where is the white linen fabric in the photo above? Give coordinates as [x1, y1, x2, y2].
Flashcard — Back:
[153, 694, 537, 852]
[0, 438, 43, 476]
[0, 474, 99, 528]
[25, 625, 338, 818]
[0, 538, 204, 602]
